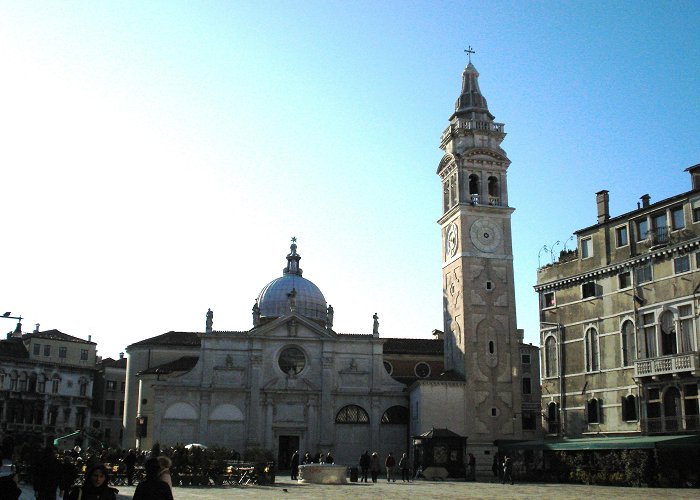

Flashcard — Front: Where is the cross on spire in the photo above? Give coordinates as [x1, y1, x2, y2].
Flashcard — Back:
[464, 45, 475, 63]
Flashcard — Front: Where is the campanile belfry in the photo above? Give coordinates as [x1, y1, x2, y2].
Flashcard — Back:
[437, 59, 523, 447]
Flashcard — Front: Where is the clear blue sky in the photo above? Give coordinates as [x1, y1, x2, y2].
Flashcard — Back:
[1, 1, 699, 359]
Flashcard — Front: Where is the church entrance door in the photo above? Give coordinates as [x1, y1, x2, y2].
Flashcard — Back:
[278, 435, 299, 470]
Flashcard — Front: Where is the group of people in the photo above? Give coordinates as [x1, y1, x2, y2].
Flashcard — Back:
[0, 446, 175, 500]
[289, 450, 334, 479]
[358, 451, 411, 483]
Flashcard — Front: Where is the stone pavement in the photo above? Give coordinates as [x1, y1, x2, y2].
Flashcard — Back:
[18, 478, 695, 499]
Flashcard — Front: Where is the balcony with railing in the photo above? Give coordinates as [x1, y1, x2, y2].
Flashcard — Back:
[634, 352, 699, 378]
[646, 226, 669, 247]
[468, 193, 503, 207]
[642, 415, 700, 434]
[441, 120, 505, 142]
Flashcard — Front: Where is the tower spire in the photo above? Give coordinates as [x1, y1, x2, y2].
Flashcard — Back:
[453, 60, 494, 121]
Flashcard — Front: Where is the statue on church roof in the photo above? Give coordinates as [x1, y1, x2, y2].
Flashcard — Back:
[252, 300, 261, 327]
[373, 313, 379, 336]
[326, 304, 334, 329]
[206, 308, 213, 333]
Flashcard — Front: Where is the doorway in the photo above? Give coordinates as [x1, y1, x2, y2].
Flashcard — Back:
[278, 435, 299, 470]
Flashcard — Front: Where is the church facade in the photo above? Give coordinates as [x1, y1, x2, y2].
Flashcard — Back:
[122, 61, 540, 471]
[123, 242, 411, 467]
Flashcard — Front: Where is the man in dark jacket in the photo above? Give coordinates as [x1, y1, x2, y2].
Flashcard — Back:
[359, 451, 370, 482]
[290, 450, 299, 480]
[385, 452, 396, 482]
[124, 450, 137, 486]
[33, 446, 62, 500]
[132, 457, 173, 500]
[59, 455, 79, 500]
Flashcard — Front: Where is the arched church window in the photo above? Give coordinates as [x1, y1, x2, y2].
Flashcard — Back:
[335, 405, 369, 424]
[381, 405, 409, 424]
[468, 174, 480, 204]
[487, 176, 499, 205]
[278, 347, 306, 375]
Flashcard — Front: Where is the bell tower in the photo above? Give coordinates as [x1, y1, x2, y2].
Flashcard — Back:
[437, 57, 523, 445]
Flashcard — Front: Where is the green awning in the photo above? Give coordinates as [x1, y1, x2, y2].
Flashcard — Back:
[500, 434, 700, 451]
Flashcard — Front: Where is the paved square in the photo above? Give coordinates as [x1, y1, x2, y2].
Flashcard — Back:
[19, 478, 694, 499]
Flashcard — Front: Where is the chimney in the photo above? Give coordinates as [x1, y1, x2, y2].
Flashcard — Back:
[34, 323, 40, 333]
[685, 163, 700, 189]
[119, 352, 124, 359]
[596, 190, 609, 223]
[88, 334, 92, 342]
[640, 194, 650, 208]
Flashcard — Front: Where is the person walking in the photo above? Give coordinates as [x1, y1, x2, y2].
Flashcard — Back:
[468, 452, 476, 480]
[385, 452, 396, 483]
[502, 455, 514, 485]
[33, 446, 62, 500]
[59, 455, 79, 500]
[359, 451, 370, 482]
[369, 452, 380, 483]
[132, 457, 173, 500]
[398, 453, 410, 482]
[124, 450, 137, 486]
[66, 464, 118, 500]
[290, 450, 299, 480]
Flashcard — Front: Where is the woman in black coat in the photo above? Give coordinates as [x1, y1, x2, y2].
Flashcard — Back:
[132, 457, 173, 500]
[67, 464, 118, 500]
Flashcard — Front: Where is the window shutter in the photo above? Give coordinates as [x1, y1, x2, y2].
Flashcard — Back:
[621, 397, 626, 421]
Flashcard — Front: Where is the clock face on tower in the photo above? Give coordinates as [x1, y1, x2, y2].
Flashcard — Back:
[470, 218, 503, 253]
[446, 222, 458, 258]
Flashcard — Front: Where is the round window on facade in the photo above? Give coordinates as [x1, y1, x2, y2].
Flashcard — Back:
[415, 362, 431, 378]
[383, 361, 393, 375]
[279, 347, 306, 375]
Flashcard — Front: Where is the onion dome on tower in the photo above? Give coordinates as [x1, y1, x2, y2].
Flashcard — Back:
[255, 238, 328, 326]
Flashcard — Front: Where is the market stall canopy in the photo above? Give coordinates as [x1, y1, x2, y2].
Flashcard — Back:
[499, 434, 700, 451]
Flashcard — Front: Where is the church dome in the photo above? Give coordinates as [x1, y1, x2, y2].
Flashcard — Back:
[256, 240, 327, 323]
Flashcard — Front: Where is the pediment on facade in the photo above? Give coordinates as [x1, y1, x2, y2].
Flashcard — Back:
[249, 312, 336, 340]
[462, 148, 508, 162]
